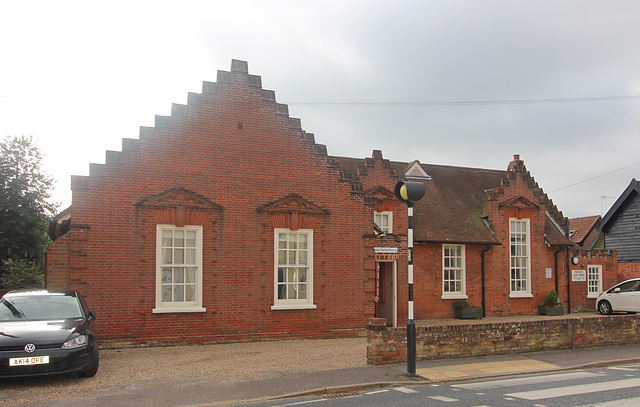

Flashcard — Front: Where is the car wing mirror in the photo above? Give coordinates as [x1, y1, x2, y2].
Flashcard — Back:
[614, 288, 621, 293]
[88, 309, 97, 321]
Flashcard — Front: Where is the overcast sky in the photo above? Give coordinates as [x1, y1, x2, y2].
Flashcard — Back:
[2, 0, 640, 219]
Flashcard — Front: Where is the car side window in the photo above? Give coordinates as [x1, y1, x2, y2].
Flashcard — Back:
[77, 294, 90, 317]
[0, 300, 18, 320]
[616, 281, 640, 293]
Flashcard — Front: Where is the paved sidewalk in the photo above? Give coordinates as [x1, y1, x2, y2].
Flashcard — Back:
[414, 344, 640, 383]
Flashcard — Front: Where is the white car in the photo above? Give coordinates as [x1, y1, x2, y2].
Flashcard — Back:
[596, 278, 640, 315]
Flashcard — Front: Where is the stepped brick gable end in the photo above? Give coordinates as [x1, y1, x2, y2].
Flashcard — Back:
[47, 60, 382, 345]
[483, 156, 568, 315]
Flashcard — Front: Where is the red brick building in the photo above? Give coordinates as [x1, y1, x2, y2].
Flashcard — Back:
[46, 60, 616, 345]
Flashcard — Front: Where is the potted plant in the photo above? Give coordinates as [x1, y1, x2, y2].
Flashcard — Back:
[453, 300, 483, 319]
[538, 290, 564, 316]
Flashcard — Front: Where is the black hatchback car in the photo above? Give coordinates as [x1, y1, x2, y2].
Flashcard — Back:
[0, 289, 99, 378]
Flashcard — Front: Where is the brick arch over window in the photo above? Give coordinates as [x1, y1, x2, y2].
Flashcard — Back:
[257, 193, 328, 230]
[363, 186, 397, 212]
[136, 186, 224, 226]
[498, 195, 539, 219]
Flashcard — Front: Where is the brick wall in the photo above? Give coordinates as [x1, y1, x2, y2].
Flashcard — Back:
[366, 315, 640, 365]
[483, 160, 569, 316]
[413, 244, 488, 319]
[46, 60, 384, 346]
[410, 156, 579, 320]
[568, 250, 618, 312]
[44, 233, 71, 289]
[618, 262, 640, 281]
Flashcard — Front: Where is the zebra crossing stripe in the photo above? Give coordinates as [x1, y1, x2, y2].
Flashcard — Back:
[394, 387, 418, 394]
[429, 395, 459, 402]
[506, 378, 640, 400]
[586, 396, 640, 406]
[453, 371, 602, 390]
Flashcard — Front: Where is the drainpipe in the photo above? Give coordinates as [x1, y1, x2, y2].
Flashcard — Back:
[481, 245, 491, 318]
[553, 248, 563, 295]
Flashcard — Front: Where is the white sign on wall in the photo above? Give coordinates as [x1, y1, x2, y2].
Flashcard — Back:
[374, 247, 398, 254]
[572, 270, 587, 282]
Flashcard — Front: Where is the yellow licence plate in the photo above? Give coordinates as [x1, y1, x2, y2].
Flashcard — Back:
[9, 356, 50, 366]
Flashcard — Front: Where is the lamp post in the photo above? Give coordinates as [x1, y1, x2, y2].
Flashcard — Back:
[394, 181, 426, 375]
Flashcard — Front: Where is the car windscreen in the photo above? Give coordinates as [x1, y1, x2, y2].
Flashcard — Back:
[0, 294, 84, 321]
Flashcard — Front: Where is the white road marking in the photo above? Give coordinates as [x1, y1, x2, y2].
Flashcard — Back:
[506, 378, 640, 400]
[607, 366, 638, 371]
[394, 387, 418, 394]
[453, 372, 602, 390]
[365, 390, 389, 395]
[274, 399, 327, 406]
[428, 395, 458, 402]
[583, 396, 640, 406]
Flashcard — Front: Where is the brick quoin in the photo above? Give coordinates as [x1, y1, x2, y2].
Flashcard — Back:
[46, 61, 619, 346]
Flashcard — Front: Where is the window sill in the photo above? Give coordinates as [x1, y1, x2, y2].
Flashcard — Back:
[509, 293, 533, 299]
[441, 294, 468, 300]
[271, 304, 317, 311]
[152, 307, 206, 314]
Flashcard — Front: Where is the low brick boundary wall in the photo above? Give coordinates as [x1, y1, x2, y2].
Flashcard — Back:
[366, 315, 640, 365]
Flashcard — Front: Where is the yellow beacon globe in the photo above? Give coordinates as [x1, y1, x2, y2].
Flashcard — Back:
[400, 184, 409, 201]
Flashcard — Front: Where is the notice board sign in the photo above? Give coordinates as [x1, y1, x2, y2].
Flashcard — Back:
[572, 269, 586, 282]
[374, 247, 398, 254]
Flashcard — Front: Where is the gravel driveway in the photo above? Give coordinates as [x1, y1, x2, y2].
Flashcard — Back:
[0, 337, 367, 406]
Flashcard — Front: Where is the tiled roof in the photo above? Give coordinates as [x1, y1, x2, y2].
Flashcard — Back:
[568, 215, 600, 244]
[392, 162, 505, 244]
[331, 155, 573, 246]
[545, 216, 574, 247]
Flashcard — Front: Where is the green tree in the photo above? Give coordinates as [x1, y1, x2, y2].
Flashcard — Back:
[0, 135, 57, 288]
[0, 258, 44, 289]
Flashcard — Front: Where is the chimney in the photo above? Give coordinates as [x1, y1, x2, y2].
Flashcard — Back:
[508, 154, 524, 172]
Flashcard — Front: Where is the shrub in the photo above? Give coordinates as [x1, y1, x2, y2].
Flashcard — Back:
[453, 300, 469, 309]
[0, 258, 44, 289]
[544, 290, 559, 306]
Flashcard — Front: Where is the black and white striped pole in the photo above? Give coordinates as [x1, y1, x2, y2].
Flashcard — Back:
[395, 180, 426, 375]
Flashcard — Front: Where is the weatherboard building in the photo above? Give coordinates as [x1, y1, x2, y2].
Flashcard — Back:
[46, 60, 617, 346]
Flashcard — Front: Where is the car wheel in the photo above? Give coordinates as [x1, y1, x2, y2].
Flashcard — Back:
[78, 341, 99, 378]
[598, 300, 613, 315]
